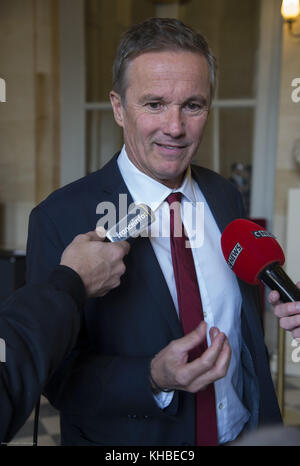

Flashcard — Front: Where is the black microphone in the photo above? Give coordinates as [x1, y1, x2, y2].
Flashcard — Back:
[221, 218, 300, 303]
[258, 263, 300, 303]
[104, 203, 155, 244]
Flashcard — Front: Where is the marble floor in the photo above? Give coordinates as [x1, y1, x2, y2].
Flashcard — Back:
[281, 375, 300, 426]
[8, 396, 60, 446]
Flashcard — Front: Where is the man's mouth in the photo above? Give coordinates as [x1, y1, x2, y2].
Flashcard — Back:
[155, 142, 188, 151]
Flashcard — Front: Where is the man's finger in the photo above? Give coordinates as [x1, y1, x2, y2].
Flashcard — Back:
[96, 226, 107, 240]
[174, 321, 207, 354]
[189, 338, 231, 391]
[72, 231, 105, 243]
[209, 326, 220, 341]
[280, 314, 300, 331]
[112, 240, 130, 256]
[85, 230, 106, 241]
[274, 302, 300, 318]
[269, 282, 300, 305]
[175, 330, 227, 388]
[268, 290, 281, 305]
[187, 331, 226, 375]
[73, 230, 130, 256]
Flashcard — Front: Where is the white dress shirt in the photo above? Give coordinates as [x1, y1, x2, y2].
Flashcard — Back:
[117, 146, 249, 444]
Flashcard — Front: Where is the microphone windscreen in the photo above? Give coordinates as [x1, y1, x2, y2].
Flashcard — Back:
[221, 218, 285, 284]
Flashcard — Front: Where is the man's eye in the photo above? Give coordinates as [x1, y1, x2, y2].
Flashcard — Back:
[186, 102, 201, 112]
[146, 102, 162, 110]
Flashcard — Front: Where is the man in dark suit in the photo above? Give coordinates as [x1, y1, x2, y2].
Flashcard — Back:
[26, 18, 281, 445]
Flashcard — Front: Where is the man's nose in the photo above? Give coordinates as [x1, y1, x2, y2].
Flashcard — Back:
[162, 106, 185, 138]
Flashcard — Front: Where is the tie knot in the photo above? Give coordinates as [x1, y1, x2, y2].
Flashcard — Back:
[166, 192, 182, 206]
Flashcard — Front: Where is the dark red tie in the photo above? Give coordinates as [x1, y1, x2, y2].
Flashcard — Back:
[167, 192, 218, 446]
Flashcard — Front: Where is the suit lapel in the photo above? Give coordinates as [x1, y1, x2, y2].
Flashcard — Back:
[191, 165, 242, 233]
[132, 236, 183, 338]
[101, 154, 182, 338]
[191, 165, 265, 338]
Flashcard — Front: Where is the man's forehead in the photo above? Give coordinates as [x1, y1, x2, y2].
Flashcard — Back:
[125, 51, 210, 97]
[128, 49, 208, 71]
[127, 51, 208, 81]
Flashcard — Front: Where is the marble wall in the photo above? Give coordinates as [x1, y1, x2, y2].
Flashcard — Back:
[0, 0, 60, 250]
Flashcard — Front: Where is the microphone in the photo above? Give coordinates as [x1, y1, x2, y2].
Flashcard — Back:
[221, 218, 300, 303]
[104, 203, 155, 244]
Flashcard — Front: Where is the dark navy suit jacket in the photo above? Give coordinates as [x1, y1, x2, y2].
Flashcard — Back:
[26, 154, 282, 445]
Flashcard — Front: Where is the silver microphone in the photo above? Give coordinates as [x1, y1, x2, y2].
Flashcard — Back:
[105, 204, 155, 243]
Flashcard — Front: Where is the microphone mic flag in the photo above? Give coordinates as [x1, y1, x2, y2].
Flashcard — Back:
[221, 218, 300, 303]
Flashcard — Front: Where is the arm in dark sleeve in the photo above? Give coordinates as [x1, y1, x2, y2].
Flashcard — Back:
[0, 265, 86, 444]
[48, 350, 179, 420]
[26, 206, 66, 284]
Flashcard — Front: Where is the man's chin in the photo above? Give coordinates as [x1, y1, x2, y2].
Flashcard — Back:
[153, 168, 186, 189]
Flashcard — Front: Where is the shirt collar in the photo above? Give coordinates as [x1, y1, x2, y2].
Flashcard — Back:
[117, 145, 197, 212]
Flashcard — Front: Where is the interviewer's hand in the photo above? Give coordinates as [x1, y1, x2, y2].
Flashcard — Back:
[268, 281, 300, 339]
[60, 230, 130, 297]
[150, 321, 231, 393]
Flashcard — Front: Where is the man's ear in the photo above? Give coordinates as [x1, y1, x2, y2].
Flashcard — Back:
[109, 91, 124, 128]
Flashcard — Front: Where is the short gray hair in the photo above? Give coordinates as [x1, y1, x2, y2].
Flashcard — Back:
[112, 17, 217, 103]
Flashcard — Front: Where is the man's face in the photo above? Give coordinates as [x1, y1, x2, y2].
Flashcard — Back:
[110, 50, 211, 188]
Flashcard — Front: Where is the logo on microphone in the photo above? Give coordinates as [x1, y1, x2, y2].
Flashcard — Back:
[252, 230, 275, 239]
[227, 242, 243, 269]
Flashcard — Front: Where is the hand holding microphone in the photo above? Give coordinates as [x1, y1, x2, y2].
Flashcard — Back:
[221, 218, 300, 337]
[61, 204, 155, 297]
[60, 231, 130, 297]
[268, 284, 300, 339]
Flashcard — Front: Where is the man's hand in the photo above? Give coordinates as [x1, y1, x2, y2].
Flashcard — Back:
[60, 230, 130, 297]
[268, 281, 300, 339]
[150, 321, 231, 393]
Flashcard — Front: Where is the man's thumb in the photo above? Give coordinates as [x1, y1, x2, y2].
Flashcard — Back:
[178, 321, 207, 352]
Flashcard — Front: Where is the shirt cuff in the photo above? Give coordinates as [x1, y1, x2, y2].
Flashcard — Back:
[47, 265, 87, 309]
[153, 390, 175, 409]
